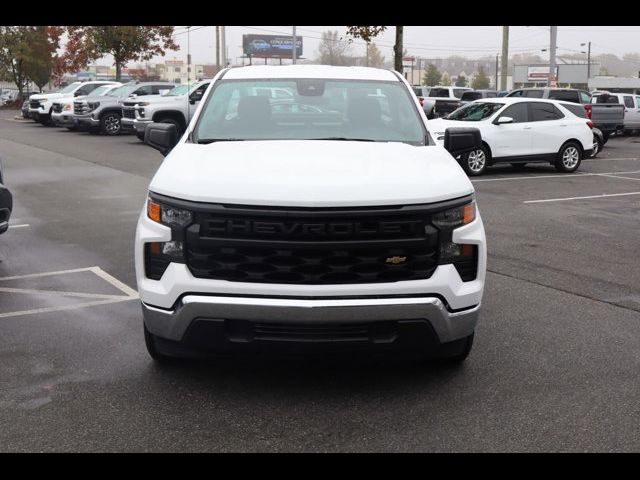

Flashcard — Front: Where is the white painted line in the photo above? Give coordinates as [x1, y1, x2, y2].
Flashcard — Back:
[472, 169, 640, 183]
[597, 174, 640, 182]
[0, 287, 126, 299]
[8, 224, 29, 229]
[0, 267, 94, 282]
[0, 297, 136, 319]
[584, 157, 639, 161]
[90, 266, 139, 298]
[525, 191, 640, 204]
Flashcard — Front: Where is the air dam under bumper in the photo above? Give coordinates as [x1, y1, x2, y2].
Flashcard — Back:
[142, 295, 479, 349]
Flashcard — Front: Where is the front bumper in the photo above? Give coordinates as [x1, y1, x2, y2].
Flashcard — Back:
[142, 295, 480, 351]
[133, 118, 152, 134]
[51, 111, 76, 127]
[74, 113, 100, 127]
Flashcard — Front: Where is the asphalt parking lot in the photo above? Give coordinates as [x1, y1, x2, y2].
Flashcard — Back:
[1, 115, 640, 452]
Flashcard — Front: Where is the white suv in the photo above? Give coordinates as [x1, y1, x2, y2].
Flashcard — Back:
[134, 65, 487, 363]
[430, 98, 594, 175]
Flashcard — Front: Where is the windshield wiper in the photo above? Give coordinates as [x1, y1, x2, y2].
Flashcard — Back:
[308, 137, 376, 142]
[197, 138, 247, 144]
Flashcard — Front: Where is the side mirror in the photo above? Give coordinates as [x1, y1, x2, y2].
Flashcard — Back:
[144, 122, 179, 156]
[74, 91, 82, 97]
[493, 116, 513, 125]
[189, 91, 203, 104]
[444, 127, 482, 158]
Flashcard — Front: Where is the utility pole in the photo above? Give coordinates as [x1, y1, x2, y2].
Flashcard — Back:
[366, 42, 369, 67]
[549, 25, 558, 87]
[500, 26, 509, 91]
[215, 26, 220, 69]
[220, 26, 226, 68]
[495, 54, 499, 90]
[292, 26, 297, 64]
[586, 41, 591, 80]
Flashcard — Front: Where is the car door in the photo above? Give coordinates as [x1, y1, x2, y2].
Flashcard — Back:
[528, 101, 567, 154]
[489, 101, 532, 159]
[622, 95, 640, 129]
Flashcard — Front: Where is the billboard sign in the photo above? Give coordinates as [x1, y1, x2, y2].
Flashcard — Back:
[528, 66, 558, 81]
[243, 34, 303, 58]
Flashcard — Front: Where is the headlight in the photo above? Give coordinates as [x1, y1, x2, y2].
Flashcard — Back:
[87, 101, 100, 110]
[432, 201, 476, 228]
[432, 200, 478, 282]
[63, 104, 72, 111]
[147, 198, 193, 227]
[145, 197, 194, 280]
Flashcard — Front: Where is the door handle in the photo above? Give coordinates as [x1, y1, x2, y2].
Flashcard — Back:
[523, 126, 532, 130]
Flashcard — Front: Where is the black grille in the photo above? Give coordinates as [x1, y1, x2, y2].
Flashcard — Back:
[29, 100, 40, 109]
[184, 204, 440, 285]
[52, 103, 62, 113]
[122, 108, 135, 119]
[74, 102, 85, 115]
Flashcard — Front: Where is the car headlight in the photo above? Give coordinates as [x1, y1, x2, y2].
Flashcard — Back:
[432, 201, 478, 281]
[87, 101, 100, 110]
[63, 104, 72, 111]
[145, 197, 194, 280]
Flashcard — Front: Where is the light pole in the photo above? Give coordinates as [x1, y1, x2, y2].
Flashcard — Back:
[549, 26, 558, 87]
[292, 26, 297, 64]
[581, 42, 591, 81]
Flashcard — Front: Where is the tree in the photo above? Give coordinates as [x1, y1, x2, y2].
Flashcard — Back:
[471, 66, 490, 89]
[347, 26, 405, 74]
[0, 27, 32, 97]
[23, 27, 62, 92]
[64, 26, 178, 81]
[455, 74, 468, 87]
[423, 64, 442, 86]
[317, 30, 353, 66]
[441, 72, 451, 86]
[366, 42, 384, 68]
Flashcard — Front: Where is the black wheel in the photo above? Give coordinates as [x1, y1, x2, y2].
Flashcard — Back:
[144, 323, 177, 363]
[602, 131, 610, 143]
[460, 145, 489, 176]
[432, 333, 474, 364]
[38, 112, 52, 126]
[590, 135, 603, 158]
[156, 117, 183, 137]
[510, 163, 527, 170]
[555, 141, 583, 173]
[100, 112, 121, 135]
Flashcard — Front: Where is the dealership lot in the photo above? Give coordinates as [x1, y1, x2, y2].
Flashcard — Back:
[1, 117, 640, 451]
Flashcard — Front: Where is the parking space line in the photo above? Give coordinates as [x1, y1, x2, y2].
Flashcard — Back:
[8, 224, 29, 229]
[0, 267, 96, 281]
[0, 297, 135, 319]
[524, 191, 640, 204]
[597, 174, 640, 182]
[0, 287, 126, 299]
[472, 169, 640, 183]
[89, 266, 139, 298]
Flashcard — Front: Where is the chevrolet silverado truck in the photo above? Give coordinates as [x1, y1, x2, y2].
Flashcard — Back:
[74, 81, 175, 135]
[124, 80, 211, 140]
[52, 84, 122, 129]
[135, 65, 486, 363]
[29, 81, 118, 126]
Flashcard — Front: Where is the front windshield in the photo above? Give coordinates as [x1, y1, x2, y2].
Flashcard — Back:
[194, 79, 426, 145]
[163, 84, 189, 96]
[91, 85, 113, 96]
[107, 84, 138, 98]
[59, 82, 81, 94]
[447, 102, 504, 121]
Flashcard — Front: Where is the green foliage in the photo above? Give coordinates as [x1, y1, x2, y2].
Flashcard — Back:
[441, 72, 451, 86]
[455, 74, 468, 87]
[471, 66, 490, 89]
[423, 64, 442, 86]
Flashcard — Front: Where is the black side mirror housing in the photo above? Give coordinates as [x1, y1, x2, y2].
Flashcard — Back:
[444, 127, 482, 158]
[144, 122, 179, 156]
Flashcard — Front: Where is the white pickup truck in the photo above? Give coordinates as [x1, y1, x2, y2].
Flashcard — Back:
[134, 65, 486, 364]
[591, 92, 640, 134]
[28, 81, 119, 125]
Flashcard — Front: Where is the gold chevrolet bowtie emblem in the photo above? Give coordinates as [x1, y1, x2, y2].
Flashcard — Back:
[385, 256, 407, 265]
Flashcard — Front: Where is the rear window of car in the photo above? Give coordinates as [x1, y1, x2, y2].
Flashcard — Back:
[561, 103, 588, 118]
[548, 90, 580, 103]
[593, 94, 619, 104]
[461, 91, 482, 101]
[429, 88, 450, 98]
[522, 90, 545, 98]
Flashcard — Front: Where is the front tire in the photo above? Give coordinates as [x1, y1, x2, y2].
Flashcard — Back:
[156, 117, 183, 137]
[555, 141, 582, 173]
[100, 112, 121, 135]
[461, 145, 489, 176]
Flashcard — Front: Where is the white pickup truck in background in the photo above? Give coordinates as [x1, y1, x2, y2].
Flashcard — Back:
[591, 92, 640, 134]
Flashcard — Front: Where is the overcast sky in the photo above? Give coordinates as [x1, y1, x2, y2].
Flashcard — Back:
[96, 26, 640, 67]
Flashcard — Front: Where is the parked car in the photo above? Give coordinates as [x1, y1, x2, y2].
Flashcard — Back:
[429, 98, 593, 175]
[557, 101, 605, 158]
[497, 90, 510, 97]
[52, 83, 122, 130]
[74, 81, 175, 135]
[584, 93, 625, 141]
[29, 81, 119, 126]
[591, 92, 640, 134]
[507, 87, 591, 104]
[427, 86, 473, 118]
[135, 65, 486, 363]
[412, 86, 436, 118]
[0, 158, 12, 235]
[125, 79, 211, 140]
[460, 90, 498, 104]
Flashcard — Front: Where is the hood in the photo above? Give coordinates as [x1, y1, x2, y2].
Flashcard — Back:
[149, 140, 474, 208]
[140, 94, 186, 105]
[30, 92, 69, 101]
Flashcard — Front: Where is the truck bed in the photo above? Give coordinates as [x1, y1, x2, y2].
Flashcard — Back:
[588, 104, 625, 134]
